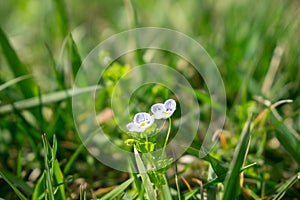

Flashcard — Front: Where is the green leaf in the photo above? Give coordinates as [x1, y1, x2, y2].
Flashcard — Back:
[204, 163, 256, 189]
[63, 143, 85, 175]
[207, 165, 217, 200]
[223, 114, 252, 200]
[100, 178, 134, 200]
[42, 134, 55, 200]
[42, 134, 66, 200]
[45, 43, 65, 89]
[160, 176, 172, 200]
[0, 27, 36, 98]
[0, 169, 29, 200]
[269, 109, 300, 165]
[52, 159, 66, 200]
[32, 173, 46, 200]
[183, 189, 199, 200]
[53, 0, 69, 37]
[186, 147, 228, 177]
[135, 141, 156, 153]
[134, 147, 157, 200]
[68, 33, 82, 79]
[64, 129, 100, 175]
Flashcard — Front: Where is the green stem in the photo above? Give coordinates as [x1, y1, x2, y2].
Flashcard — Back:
[163, 118, 172, 149]
[161, 118, 172, 158]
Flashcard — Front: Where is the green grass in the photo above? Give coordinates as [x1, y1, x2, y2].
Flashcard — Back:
[0, 0, 299, 199]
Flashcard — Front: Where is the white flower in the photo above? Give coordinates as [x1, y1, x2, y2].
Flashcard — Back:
[126, 112, 154, 132]
[151, 99, 176, 119]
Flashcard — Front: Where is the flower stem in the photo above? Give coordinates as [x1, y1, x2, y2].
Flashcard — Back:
[164, 118, 172, 148]
[162, 118, 172, 157]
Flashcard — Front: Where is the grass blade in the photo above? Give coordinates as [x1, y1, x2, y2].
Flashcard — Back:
[0, 85, 102, 114]
[0, 169, 29, 200]
[134, 147, 157, 200]
[269, 109, 300, 165]
[68, 33, 82, 79]
[0, 75, 32, 92]
[41, 134, 66, 200]
[223, 114, 252, 200]
[0, 27, 36, 98]
[53, 0, 69, 37]
[100, 178, 134, 200]
[187, 147, 228, 177]
[160, 178, 172, 200]
[32, 172, 46, 200]
[42, 134, 55, 200]
[273, 172, 300, 200]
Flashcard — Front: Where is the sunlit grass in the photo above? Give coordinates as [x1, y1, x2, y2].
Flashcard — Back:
[0, 0, 299, 199]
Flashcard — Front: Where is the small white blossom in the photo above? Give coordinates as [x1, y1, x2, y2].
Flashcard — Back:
[151, 99, 176, 119]
[126, 112, 154, 132]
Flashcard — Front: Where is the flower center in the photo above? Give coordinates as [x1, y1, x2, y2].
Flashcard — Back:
[139, 122, 146, 127]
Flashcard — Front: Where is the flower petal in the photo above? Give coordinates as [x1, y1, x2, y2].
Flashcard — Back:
[163, 99, 176, 118]
[126, 122, 140, 132]
[164, 99, 176, 111]
[151, 103, 166, 119]
[132, 112, 154, 131]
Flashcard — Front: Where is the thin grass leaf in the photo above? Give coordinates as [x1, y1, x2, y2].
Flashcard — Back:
[63, 144, 85, 175]
[52, 159, 66, 199]
[80, 183, 87, 200]
[128, 158, 142, 195]
[0, 168, 33, 195]
[187, 147, 228, 177]
[207, 165, 217, 200]
[68, 33, 82, 79]
[0, 27, 36, 98]
[0, 169, 29, 200]
[45, 43, 65, 89]
[64, 128, 100, 175]
[223, 114, 252, 200]
[0, 85, 102, 114]
[174, 161, 181, 200]
[17, 148, 22, 178]
[42, 134, 55, 200]
[134, 147, 156, 200]
[160, 176, 172, 200]
[32, 173, 46, 200]
[204, 162, 256, 189]
[0, 75, 32, 92]
[183, 189, 199, 200]
[100, 178, 134, 200]
[273, 172, 300, 200]
[53, 0, 69, 37]
[41, 134, 66, 200]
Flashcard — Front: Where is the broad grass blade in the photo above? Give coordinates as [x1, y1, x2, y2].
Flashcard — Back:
[223, 114, 252, 200]
[269, 109, 300, 165]
[0, 85, 101, 114]
[0, 28, 36, 98]
[0, 169, 29, 200]
[134, 147, 156, 200]
[68, 33, 82, 79]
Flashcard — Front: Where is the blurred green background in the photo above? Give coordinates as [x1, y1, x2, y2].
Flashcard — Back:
[0, 0, 299, 199]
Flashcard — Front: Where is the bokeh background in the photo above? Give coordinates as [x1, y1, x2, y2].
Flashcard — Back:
[0, 0, 299, 199]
